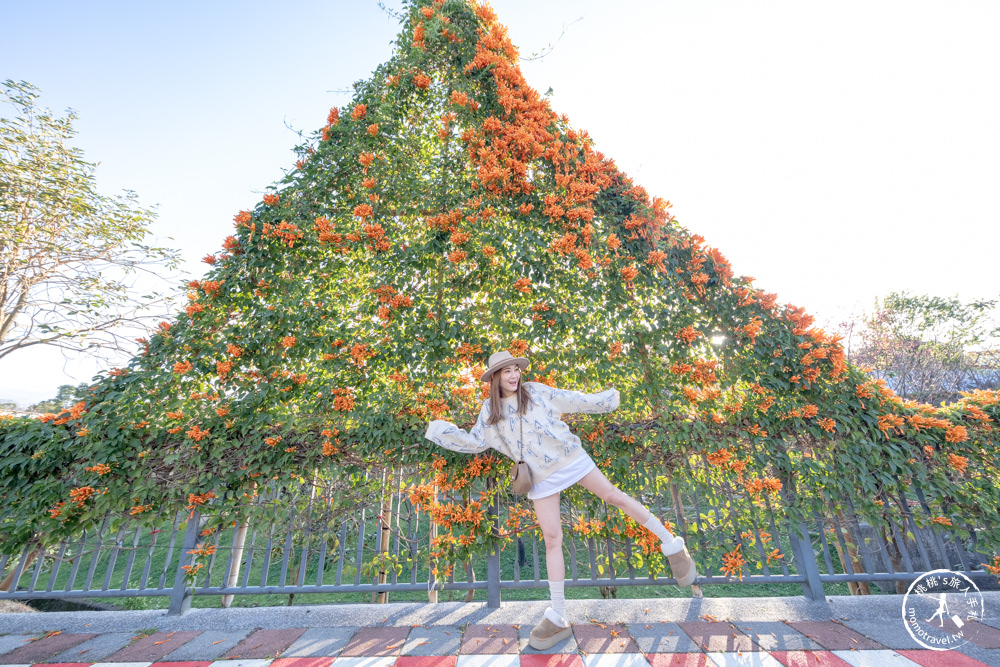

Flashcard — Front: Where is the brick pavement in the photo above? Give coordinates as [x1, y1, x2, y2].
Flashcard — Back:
[3, 617, 1000, 667]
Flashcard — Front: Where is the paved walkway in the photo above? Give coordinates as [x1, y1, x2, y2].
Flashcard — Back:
[2, 594, 1000, 667]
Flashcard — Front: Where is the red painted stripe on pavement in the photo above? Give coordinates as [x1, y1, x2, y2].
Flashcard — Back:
[646, 654, 717, 667]
[519, 654, 585, 667]
[270, 658, 335, 667]
[769, 650, 852, 666]
[897, 649, 992, 667]
[394, 656, 458, 667]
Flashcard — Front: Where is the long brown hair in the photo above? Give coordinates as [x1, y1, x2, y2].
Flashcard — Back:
[485, 368, 532, 426]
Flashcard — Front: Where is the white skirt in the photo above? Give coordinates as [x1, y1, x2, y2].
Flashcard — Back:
[527, 455, 597, 500]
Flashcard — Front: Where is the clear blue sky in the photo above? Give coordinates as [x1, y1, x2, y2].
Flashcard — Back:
[2, 0, 998, 405]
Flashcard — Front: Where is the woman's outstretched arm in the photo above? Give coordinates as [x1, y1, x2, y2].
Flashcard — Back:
[535, 384, 620, 415]
[424, 403, 492, 454]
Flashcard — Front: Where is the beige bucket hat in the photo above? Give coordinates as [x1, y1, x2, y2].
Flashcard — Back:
[479, 350, 529, 382]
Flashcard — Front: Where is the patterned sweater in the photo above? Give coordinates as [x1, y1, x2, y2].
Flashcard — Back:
[424, 382, 620, 485]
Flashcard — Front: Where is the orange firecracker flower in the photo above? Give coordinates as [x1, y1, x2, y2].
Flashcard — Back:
[507, 339, 529, 356]
[721, 544, 747, 581]
[706, 448, 732, 466]
[186, 425, 210, 442]
[945, 426, 969, 443]
[676, 326, 702, 345]
[350, 343, 375, 366]
[878, 414, 905, 434]
[69, 486, 95, 507]
[985, 556, 1000, 583]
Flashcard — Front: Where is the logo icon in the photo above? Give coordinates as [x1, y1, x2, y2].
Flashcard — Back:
[902, 569, 985, 651]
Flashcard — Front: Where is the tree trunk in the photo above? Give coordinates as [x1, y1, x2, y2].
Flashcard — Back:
[880, 524, 908, 593]
[463, 561, 476, 602]
[669, 483, 702, 598]
[220, 481, 256, 607]
[220, 518, 251, 607]
[427, 480, 439, 603]
[0, 545, 43, 592]
[376, 469, 394, 604]
[829, 513, 871, 595]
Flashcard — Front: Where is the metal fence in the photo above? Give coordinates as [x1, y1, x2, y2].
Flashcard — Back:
[2, 469, 995, 614]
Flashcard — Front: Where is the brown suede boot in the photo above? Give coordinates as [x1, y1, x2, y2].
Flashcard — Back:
[529, 616, 573, 650]
[664, 543, 698, 587]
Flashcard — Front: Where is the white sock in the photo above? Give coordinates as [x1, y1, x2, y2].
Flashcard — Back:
[547, 580, 568, 626]
[643, 516, 685, 555]
[545, 607, 569, 627]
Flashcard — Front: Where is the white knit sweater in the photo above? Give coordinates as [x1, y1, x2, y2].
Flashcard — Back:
[424, 382, 620, 485]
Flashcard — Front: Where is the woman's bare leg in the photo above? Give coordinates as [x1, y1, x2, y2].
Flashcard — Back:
[532, 492, 564, 582]
[576, 467, 654, 525]
[577, 466, 699, 590]
[532, 491, 572, 629]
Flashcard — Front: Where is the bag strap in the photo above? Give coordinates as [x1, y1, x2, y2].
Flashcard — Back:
[495, 412, 526, 463]
[518, 418, 524, 462]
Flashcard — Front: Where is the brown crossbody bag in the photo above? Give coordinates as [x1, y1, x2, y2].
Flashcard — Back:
[497, 417, 532, 495]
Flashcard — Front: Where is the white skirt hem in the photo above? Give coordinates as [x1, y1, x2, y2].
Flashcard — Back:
[527, 456, 597, 500]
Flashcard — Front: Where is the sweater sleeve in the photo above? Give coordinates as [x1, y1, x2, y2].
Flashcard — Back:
[539, 384, 620, 415]
[424, 403, 493, 454]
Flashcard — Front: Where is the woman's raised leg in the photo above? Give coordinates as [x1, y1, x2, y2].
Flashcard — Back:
[575, 467, 653, 524]
[576, 466, 699, 587]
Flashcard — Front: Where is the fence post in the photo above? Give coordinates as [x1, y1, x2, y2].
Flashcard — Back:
[487, 544, 501, 608]
[788, 521, 824, 601]
[167, 511, 206, 616]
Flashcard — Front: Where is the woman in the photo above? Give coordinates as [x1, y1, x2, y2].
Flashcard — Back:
[425, 351, 698, 649]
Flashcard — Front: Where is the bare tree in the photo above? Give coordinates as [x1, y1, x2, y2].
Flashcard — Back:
[849, 292, 1000, 404]
[1, 79, 182, 363]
